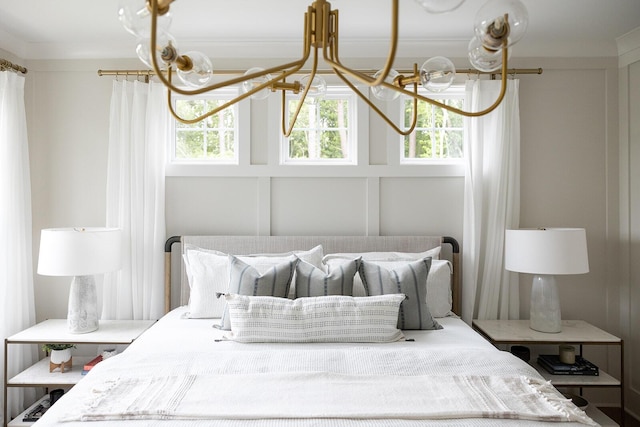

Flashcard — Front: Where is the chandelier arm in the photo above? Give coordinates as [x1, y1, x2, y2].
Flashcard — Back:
[148, 0, 309, 97]
[162, 68, 266, 125]
[322, 0, 399, 87]
[333, 68, 415, 136]
[281, 48, 322, 137]
[378, 46, 510, 118]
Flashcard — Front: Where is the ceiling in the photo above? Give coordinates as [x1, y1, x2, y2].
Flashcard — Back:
[1, 0, 639, 62]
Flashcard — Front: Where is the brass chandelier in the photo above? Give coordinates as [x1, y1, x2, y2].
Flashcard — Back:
[118, 0, 529, 136]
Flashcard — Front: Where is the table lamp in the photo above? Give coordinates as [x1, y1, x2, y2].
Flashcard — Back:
[504, 228, 589, 333]
[37, 227, 122, 333]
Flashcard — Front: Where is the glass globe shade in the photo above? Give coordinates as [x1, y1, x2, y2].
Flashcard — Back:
[118, 0, 172, 38]
[176, 51, 213, 88]
[371, 69, 401, 101]
[420, 57, 456, 92]
[414, 0, 466, 14]
[135, 30, 176, 69]
[474, 0, 528, 50]
[467, 36, 504, 72]
[242, 67, 273, 100]
[300, 75, 327, 100]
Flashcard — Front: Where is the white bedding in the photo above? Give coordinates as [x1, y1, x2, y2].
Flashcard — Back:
[33, 307, 597, 427]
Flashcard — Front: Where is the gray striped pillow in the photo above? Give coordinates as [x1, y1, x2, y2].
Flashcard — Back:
[224, 294, 406, 343]
[217, 255, 298, 330]
[295, 258, 361, 298]
[359, 258, 442, 330]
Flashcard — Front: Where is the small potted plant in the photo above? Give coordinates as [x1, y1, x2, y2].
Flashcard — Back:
[42, 343, 76, 373]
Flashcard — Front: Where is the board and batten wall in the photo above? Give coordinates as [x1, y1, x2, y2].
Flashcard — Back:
[618, 27, 640, 418]
[15, 53, 623, 408]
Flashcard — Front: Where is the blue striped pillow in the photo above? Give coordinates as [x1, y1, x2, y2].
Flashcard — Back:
[294, 257, 361, 298]
[358, 258, 442, 330]
[217, 255, 298, 330]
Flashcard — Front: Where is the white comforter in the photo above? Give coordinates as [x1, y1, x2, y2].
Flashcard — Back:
[33, 308, 597, 427]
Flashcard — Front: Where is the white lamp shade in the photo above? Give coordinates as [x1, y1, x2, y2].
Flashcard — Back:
[37, 227, 122, 276]
[504, 228, 589, 275]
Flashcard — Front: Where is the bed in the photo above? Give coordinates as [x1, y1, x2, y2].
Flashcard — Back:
[33, 235, 597, 427]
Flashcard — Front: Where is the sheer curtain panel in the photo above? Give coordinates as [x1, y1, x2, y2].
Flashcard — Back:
[462, 79, 521, 324]
[102, 80, 168, 321]
[0, 71, 37, 423]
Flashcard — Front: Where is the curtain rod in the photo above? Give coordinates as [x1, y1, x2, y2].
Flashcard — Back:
[0, 58, 28, 74]
[98, 67, 542, 79]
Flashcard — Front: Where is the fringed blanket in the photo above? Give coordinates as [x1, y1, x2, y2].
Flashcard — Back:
[57, 349, 595, 425]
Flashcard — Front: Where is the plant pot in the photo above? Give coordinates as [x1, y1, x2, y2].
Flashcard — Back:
[49, 349, 72, 373]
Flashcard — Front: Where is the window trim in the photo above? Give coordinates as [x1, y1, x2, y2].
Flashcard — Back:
[165, 88, 250, 176]
[399, 85, 465, 165]
[168, 88, 243, 165]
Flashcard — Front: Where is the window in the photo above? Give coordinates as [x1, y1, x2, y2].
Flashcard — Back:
[171, 90, 239, 164]
[401, 88, 464, 163]
[282, 87, 356, 164]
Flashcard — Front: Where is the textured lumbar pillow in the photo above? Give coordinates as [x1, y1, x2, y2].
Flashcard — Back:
[224, 294, 406, 343]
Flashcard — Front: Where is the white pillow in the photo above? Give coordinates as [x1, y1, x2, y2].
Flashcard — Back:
[322, 247, 440, 264]
[183, 244, 323, 318]
[224, 294, 406, 343]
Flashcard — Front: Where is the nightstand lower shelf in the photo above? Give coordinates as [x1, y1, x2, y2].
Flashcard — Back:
[8, 396, 50, 427]
[537, 368, 620, 387]
[8, 357, 94, 387]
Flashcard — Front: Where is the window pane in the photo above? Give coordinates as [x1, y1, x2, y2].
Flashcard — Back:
[403, 90, 464, 161]
[173, 96, 238, 162]
[283, 88, 355, 164]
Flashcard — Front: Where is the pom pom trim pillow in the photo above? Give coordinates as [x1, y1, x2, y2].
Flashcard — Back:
[224, 294, 406, 343]
[358, 258, 442, 331]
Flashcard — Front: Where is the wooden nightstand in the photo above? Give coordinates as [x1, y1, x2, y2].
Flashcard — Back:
[472, 319, 624, 426]
[3, 319, 155, 426]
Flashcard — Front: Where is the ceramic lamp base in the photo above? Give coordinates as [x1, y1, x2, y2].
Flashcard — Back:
[529, 274, 562, 333]
[68, 275, 99, 333]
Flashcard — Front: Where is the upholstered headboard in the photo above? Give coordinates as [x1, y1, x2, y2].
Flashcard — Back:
[164, 235, 460, 315]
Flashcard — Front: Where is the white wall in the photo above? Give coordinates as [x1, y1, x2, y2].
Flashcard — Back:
[21, 55, 622, 407]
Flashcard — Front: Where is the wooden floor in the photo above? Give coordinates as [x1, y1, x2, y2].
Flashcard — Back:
[600, 407, 640, 426]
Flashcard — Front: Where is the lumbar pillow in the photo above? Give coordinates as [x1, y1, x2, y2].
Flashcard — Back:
[358, 258, 442, 330]
[224, 294, 406, 343]
[216, 255, 298, 330]
[294, 257, 361, 298]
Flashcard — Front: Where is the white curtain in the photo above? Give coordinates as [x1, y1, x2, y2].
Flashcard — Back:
[0, 71, 36, 423]
[461, 79, 521, 324]
[102, 80, 168, 321]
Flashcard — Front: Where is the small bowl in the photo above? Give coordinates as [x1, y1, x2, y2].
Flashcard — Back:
[563, 393, 588, 410]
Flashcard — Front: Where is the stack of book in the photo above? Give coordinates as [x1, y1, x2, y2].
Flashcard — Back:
[81, 355, 103, 375]
[537, 354, 599, 376]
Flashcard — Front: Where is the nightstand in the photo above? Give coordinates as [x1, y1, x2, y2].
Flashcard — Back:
[472, 319, 624, 426]
[3, 319, 155, 426]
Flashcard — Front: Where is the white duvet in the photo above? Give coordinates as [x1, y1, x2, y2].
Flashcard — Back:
[33, 308, 597, 427]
